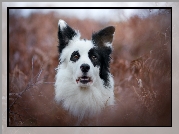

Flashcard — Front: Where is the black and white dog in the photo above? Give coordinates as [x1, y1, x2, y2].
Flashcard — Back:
[55, 20, 115, 121]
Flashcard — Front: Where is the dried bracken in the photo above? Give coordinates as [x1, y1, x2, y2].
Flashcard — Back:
[9, 9, 171, 126]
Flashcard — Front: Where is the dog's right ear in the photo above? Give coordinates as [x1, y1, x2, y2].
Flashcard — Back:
[92, 26, 115, 48]
[58, 20, 77, 53]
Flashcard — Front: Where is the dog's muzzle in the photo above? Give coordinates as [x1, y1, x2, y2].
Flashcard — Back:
[76, 64, 93, 86]
[76, 76, 92, 84]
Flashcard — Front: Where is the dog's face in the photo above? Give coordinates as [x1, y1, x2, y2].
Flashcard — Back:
[58, 20, 115, 88]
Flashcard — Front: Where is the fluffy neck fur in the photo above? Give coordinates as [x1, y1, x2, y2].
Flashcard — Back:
[55, 65, 114, 121]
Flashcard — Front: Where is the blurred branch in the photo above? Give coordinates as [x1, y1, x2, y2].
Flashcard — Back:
[9, 57, 45, 125]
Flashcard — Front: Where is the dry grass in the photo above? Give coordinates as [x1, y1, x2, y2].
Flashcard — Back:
[8, 9, 171, 126]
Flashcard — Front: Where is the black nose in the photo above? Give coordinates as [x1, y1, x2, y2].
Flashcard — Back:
[80, 64, 90, 73]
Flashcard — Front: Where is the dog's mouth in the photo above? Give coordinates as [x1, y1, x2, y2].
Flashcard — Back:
[76, 76, 93, 84]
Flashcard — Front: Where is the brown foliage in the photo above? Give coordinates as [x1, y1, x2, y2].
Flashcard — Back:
[8, 10, 171, 126]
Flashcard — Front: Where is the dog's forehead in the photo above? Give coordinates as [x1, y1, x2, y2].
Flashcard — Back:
[69, 39, 94, 54]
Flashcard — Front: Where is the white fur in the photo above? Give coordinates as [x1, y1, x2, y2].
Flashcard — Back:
[58, 19, 67, 30]
[105, 42, 113, 48]
[54, 26, 114, 121]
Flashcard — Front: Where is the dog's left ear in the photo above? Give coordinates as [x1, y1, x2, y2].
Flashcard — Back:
[58, 20, 78, 53]
[92, 26, 115, 48]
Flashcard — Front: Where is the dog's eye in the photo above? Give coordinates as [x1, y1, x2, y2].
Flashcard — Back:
[92, 55, 97, 60]
[74, 54, 79, 59]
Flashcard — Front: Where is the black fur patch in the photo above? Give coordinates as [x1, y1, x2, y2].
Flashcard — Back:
[90, 26, 115, 88]
[58, 24, 77, 54]
[88, 48, 100, 67]
[70, 51, 80, 63]
[88, 47, 112, 88]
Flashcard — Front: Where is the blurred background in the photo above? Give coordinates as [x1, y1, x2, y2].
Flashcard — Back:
[7, 4, 171, 126]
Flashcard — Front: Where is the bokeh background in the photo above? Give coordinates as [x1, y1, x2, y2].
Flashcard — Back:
[2, 2, 178, 133]
[8, 7, 171, 126]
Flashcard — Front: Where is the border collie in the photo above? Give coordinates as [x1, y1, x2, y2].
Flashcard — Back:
[54, 20, 115, 121]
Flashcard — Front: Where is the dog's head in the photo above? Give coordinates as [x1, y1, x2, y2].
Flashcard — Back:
[58, 20, 115, 88]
